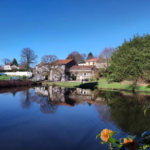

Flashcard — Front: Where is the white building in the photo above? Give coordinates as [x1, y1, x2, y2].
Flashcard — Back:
[4, 63, 19, 70]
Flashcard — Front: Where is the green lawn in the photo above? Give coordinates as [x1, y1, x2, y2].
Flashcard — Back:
[43, 78, 150, 92]
[97, 78, 150, 92]
[43, 81, 81, 87]
[0, 75, 27, 80]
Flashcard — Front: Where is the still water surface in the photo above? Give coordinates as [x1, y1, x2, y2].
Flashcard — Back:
[0, 86, 150, 150]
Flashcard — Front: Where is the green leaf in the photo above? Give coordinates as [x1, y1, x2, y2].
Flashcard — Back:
[108, 138, 117, 143]
[100, 141, 105, 144]
[96, 134, 101, 139]
[109, 131, 118, 138]
[118, 138, 122, 143]
[144, 106, 150, 116]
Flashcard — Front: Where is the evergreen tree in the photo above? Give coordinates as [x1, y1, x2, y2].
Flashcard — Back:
[109, 34, 150, 85]
[12, 58, 18, 66]
[86, 52, 94, 60]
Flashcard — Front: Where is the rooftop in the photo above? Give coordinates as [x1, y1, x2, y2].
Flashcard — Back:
[37, 59, 74, 67]
[96, 58, 111, 63]
[86, 58, 100, 62]
[70, 65, 94, 70]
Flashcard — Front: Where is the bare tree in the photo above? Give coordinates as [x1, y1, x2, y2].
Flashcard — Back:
[39, 55, 59, 79]
[66, 51, 86, 64]
[99, 47, 115, 59]
[2, 58, 11, 65]
[20, 48, 37, 70]
[98, 47, 115, 69]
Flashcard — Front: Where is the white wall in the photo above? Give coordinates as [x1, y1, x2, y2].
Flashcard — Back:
[4, 65, 12, 70]
[0, 71, 32, 78]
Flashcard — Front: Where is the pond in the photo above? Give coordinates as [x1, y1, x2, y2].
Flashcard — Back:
[0, 86, 150, 150]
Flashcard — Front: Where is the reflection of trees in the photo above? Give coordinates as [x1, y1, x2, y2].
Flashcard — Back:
[93, 90, 150, 137]
[31, 93, 58, 114]
[19, 88, 58, 114]
[106, 92, 150, 137]
[20, 89, 32, 109]
[94, 103, 112, 124]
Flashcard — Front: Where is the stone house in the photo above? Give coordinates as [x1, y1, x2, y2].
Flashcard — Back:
[96, 58, 111, 69]
[36, 59, 77, 81]
[85, 58, 100, 66]
[69, 65, 96, 81]
[4, 63, 19, 70]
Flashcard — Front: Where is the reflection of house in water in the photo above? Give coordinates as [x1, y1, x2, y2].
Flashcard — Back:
[35, 86, 76, 107]
[35, 87, 48, 96]
[69, 88, 94, 102]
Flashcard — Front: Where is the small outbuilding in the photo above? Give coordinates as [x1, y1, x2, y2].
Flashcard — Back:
[69, 65, 96, 81]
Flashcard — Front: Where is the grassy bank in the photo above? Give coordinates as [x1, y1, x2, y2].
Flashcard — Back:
[0, 75, 27, 80]
[42, 78, 150, 92]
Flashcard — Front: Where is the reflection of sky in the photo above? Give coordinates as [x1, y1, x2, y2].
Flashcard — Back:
[0, 89, 130, 150]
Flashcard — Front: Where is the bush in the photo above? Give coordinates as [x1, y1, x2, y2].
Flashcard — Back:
[71, 74, 76, 80]
[106, 73, 122, 83]
[89, 76, 97, 82]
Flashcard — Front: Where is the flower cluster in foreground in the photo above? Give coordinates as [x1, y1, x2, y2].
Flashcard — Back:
[96, 128, 150, 150]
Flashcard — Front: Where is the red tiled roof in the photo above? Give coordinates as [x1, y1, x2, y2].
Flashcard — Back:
[59, 102, 72, 107]
[86, 58, 100, 62]
[54, 59, 73, 65]
[70, 65, 94, 70]
[36, 59, 74, 67]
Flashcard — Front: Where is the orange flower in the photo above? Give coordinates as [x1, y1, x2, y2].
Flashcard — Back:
[123, 138, 138, 150]
[123, 138, 134, 145]
[100, 129, 112, 142]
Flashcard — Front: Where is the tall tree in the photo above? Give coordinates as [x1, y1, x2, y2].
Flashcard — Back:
[2, 58, 11, 65]
[86, 52, 94, 60]
[20, 48, 37, 70]
[12, 58, 18, 66]
[109, 34, 150, 85]
[66, 51, 86, 63]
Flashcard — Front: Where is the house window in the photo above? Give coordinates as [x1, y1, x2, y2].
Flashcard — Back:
[86, 73, 88, 76]
[81, 74, 82, 76]
[84, 73, 86, 76]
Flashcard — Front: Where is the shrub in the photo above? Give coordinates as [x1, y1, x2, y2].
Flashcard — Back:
[71, 74, 76, 80]
[106, 73, 122, 83]
[89, 76, 97, 82]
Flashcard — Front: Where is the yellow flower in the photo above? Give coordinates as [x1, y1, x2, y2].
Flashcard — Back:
[100, 129, 112, 142]
[123, 138, 138, 150]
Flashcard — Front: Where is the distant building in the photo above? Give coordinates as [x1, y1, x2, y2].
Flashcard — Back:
[96, 58, 111, 69]
[4, 63, 19, 70]
[77, 60, 86, 66]
[85, 58, 100, 66]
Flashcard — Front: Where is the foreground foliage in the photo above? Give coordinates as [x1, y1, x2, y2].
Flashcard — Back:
[97, 128, 150, 150]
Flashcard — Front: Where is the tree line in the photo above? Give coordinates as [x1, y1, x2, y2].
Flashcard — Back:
[1, 47, 114, 70]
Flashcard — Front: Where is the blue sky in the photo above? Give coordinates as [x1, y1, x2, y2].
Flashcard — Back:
[0, 0, 150, 65]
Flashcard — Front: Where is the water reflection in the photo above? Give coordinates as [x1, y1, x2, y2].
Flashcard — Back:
[1, 86, 150, 138]
[34, 87, 150, 137]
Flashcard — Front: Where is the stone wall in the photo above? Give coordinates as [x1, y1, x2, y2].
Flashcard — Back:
[96, 62, 109, 69]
